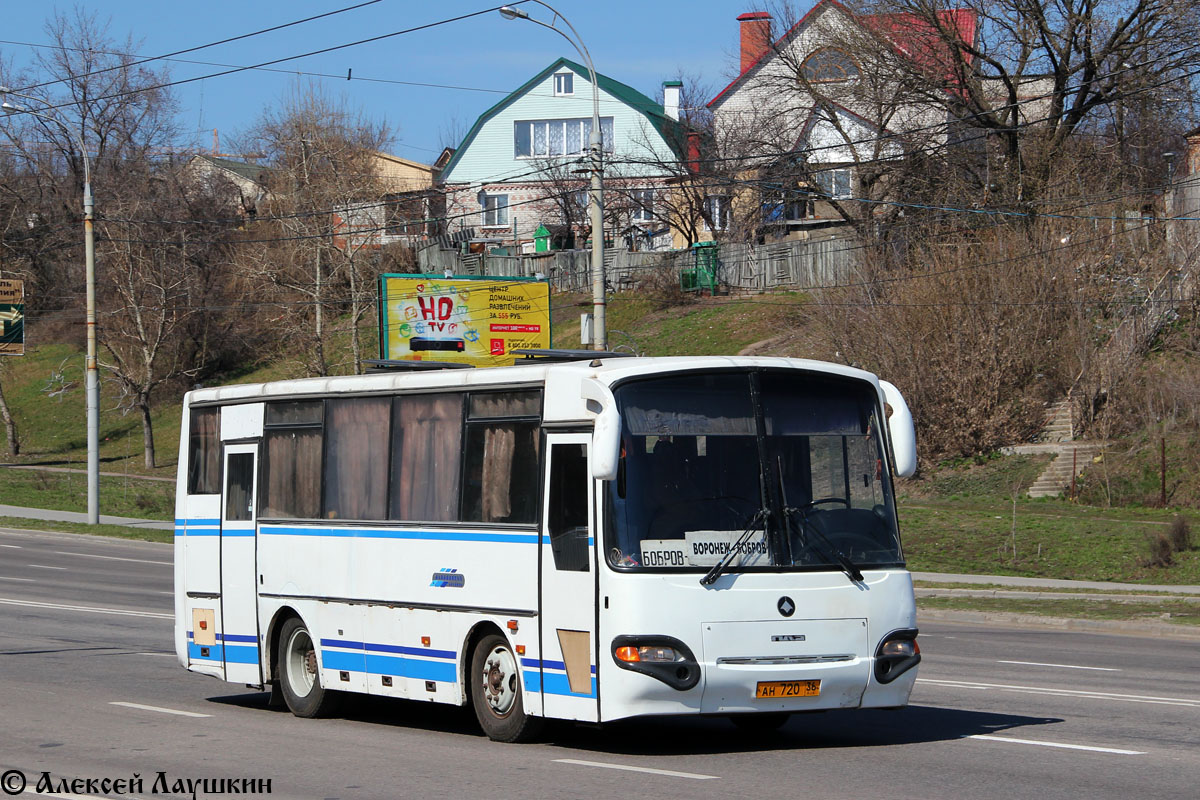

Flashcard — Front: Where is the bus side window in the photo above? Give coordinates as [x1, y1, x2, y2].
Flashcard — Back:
[547, 443, 589, 572]
[188, 408, 220, 495]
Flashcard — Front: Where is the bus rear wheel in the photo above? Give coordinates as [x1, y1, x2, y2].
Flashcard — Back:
[277, 617, 339, 718]
[470, 633, 542, 743]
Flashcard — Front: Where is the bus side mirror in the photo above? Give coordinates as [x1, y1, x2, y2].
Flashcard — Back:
[880, 380, 917, 478]
[581, 378, 620, 480]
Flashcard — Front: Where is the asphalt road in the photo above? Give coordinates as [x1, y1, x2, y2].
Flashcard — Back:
[1, 525, 1197, 800]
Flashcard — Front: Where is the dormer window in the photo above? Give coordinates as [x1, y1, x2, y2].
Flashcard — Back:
[801, 48, 859, 83]
[554, 72, 574, 96]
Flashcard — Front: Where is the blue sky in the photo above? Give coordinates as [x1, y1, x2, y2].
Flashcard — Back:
[1, 1, 760, 163]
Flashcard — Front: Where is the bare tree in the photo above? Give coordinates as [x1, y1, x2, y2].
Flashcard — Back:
[240, 83, 392, 376]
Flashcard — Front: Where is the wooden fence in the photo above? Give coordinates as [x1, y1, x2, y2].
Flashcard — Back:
[416, 236, 860, 293]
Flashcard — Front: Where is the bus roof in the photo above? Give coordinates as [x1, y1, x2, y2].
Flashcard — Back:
[185, 356, 882, 424]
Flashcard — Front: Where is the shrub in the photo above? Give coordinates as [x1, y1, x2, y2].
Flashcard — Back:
[1168, 516, 1193, 552]
[1144, 531, 1174, 567]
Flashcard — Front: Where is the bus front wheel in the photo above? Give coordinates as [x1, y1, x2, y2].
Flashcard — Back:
[470, 634, 542, 743]
[277, 617, 339, 718]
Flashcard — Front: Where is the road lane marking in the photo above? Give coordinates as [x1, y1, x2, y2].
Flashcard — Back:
[0, 544, 21, 548]
[966, 734, 1144, 755]
[110, 701, 210, 718]
[0, 597, 171, 619]
[553, 759, 718, 780]
[54, 551, 172, 566]
[0, 576, 35, 582]
[918, 678, 1200, 708]
[27, 564, 67, 570]
[998, 660, 1121, 672]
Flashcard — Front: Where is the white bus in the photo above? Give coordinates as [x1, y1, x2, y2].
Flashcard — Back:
[174, 353, 920, 741]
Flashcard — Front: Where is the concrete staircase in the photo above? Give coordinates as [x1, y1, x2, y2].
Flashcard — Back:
[1002, 400, 1103, 498]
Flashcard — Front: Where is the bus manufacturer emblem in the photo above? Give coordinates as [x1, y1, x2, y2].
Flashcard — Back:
[431, 568, 465, 588]
[777, 596, 795, 617]
[771, 634, 806, 642]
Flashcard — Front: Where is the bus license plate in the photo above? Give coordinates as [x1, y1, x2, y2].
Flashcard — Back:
[755, 679, 821, 698]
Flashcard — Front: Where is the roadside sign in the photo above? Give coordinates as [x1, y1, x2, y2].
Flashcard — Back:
[0, 279, 23, 356]
[378, 274, 551, 367]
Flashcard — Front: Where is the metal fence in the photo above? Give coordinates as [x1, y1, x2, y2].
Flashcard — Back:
[416, 236, 859, 293]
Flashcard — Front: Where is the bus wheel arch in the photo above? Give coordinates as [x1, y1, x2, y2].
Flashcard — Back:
[463, 624, 543, 743]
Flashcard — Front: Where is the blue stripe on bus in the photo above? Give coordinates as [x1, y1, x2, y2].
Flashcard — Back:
[176, 529, 219, 536]
[320, 638, 457, 662]
[321, 650, 457, 683]
[521, 657, 596, 675]
[188, 642, 259, 664]
[540, 535, 596, 546]
[521, 670, 597, 698]
[261, 527, 539, 544]
[177, 518, 220, 526]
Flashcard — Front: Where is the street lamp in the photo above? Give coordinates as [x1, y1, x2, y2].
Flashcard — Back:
[1, 88, 100, 524]
[499, 2, 607, 350]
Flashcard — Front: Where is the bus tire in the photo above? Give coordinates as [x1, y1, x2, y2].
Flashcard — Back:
[470, 633, 542, 743]
[277, 617, 339, 718]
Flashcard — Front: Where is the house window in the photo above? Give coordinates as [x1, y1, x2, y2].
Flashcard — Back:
[632, 189, 654, 222]
[814, 168, 853, 199]
[554, 72, 574, 96]
[704, 195, 730, 231]
[515, 117, 614, 158]
[802, 48, 859, 83]
[482, 194, 509, 226]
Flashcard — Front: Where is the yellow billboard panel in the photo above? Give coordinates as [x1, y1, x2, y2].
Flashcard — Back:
[379, 275, 551, 367]
[0, 279, 24, 356]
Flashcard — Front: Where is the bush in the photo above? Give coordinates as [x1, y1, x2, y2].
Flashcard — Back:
[1144, 531, 1174, 568]
[1168, 516, 1193, 552]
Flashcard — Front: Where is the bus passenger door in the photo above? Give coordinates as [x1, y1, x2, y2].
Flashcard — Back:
[219, 442, 262, 685]
[538, 435, 599, 721]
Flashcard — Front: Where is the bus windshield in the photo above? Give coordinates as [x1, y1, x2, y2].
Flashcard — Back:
[604, 370, 903, 573]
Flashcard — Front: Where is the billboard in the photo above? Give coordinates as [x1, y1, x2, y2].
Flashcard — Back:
[0, 279, 23, 356]
[379, 274, 551, 367]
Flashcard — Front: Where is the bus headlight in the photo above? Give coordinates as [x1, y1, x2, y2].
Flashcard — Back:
[611, 636, 700, 691]
[874, 629, 920, 684]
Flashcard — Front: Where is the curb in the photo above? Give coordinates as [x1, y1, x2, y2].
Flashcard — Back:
[915, 587, 1200, 604]
[917, 607, 1200, 641]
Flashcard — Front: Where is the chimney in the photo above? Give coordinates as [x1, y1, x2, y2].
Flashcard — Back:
[737, 12, 773, 74]
[687, 131, 702, 174]
[662, 80, 682, 121]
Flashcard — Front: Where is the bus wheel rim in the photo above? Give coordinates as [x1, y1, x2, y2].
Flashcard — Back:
[482, 645, 518, 717]
[286, 628, 317, 697]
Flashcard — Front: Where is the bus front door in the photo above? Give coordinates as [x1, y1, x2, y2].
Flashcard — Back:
[538, 435, 599, 721]
[218, 442, 262, 685]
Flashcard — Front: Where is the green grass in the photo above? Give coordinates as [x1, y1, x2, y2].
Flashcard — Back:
[0, 467, 175, 520]
[0, 515, 171, 543]
[901, 453, 1053, 502]
[918, 595, 1200, 626]
[899, 498, 1200, 584]
[913, 580, 1198, 596]
[551, 291, 810, 355]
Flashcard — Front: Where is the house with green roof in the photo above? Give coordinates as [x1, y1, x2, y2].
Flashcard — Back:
[439, 57, 688, 252]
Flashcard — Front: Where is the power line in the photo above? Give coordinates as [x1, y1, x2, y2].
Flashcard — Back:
[8, 0, 387, 94]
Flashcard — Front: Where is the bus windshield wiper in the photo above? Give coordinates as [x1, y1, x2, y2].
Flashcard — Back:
[699, 507, 769, 587]
[784, 506, 864, 583]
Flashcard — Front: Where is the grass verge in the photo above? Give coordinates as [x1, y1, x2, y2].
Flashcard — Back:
[0, 516, 171, 544]
[0, 467, 175, 520]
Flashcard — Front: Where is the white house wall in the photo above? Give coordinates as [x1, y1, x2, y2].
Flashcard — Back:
[442, 64, 680, 242]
